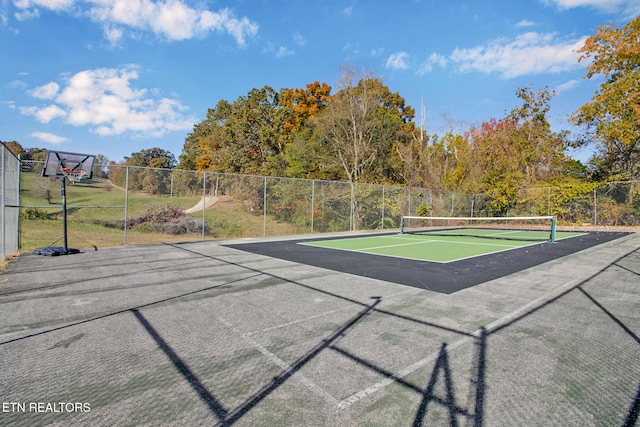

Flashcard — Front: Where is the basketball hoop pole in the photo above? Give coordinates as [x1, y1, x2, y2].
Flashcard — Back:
[61, 176, 69, 253]
[34, 150, 95, 256]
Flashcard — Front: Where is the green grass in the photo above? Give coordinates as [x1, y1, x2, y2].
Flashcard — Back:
[18, 174, 309, 251]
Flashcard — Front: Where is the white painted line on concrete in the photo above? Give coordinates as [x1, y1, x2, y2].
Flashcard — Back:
[336, 273, 599, 410]
[198, 302, 338, 406]
[337, 334, 474, 409]
[249, 305, 358, 335]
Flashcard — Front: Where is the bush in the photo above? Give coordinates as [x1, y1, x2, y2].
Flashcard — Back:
[417, 203, 431, 217]
[22, 208, 50, 220]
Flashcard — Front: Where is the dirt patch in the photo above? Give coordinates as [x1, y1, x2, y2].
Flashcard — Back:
[210, 195, 239, 211]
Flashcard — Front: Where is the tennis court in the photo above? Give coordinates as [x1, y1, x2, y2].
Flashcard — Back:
[300, 229, 585, 263]
[1, 229, 638, 426]
[228, 230, 626, 294]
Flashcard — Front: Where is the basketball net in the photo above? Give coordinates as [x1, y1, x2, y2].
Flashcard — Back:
[61, 167, 87, 183]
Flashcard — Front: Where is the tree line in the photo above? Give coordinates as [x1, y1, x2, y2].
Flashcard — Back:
[5, 17, 639, 215]
[177, 19, 638, 206]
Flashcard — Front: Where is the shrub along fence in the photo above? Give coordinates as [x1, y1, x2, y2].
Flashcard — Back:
[13, 160, 640, 251]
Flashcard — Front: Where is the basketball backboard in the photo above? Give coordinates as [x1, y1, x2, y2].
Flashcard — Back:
[42, 150, 96, 181]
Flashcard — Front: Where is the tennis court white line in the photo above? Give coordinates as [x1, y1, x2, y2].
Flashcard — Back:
[198, 301, 339, 406]
[344, 238, 520, 254]
[301, 237, 540, 264]
[336, 334, 474, 410]
[248, 288, 417, 335]
[303, 236, 518, 255]
[352, 239, 438, 251]
[248, 304, 358, 335]
[336, 270, 596, 410]
[383, 236, 519, 248]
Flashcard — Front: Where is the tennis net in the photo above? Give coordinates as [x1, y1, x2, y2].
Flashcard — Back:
[400, 215, 557, 242]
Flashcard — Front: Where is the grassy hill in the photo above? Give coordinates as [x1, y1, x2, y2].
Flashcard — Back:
[19, 174, 308, 251]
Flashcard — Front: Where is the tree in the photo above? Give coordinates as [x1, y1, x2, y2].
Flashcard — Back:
[314, 65, 413, 184]
[109, 147, 176, 194]
[20, 147, 47, 161]
[279, 81, 331, 135]
[278, 82, 332, 178]
[125, 147, 176, 169]
[187, 87, 285, 176]
[225, 86, 285, 175]
[93, 154, 109, 178]
[426, 131, 480, 193]
[312, 65, 414, 229]
[571, 16, 640, 180]
[471, 86, 572, 214]
[2, 141, 23, 157]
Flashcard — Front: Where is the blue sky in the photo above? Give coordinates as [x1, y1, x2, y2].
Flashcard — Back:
[1, 0, 639, 164]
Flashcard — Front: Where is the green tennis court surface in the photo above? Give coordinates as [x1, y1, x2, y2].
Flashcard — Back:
[301, 230, 586, 263]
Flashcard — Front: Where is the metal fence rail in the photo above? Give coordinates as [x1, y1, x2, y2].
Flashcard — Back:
[10, 160, 640, 251]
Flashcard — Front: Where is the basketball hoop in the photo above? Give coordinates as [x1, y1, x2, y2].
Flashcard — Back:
[61, 167, 87, 183]
[34, 150, 96, 256]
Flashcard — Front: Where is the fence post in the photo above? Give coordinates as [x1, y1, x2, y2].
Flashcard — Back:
[123, 167, 129, 245]
[471, 195, 475, 218]
[170, 170, 174, 198]
[451, 192, 455, 215]
[17, 155, 21, 251]
[1, 146, 5, 258]
[202, 172, 206, 240]
[263, 176, 267, 237]
[381, 185, 385, 230]
[593, 188, 597, 226]
[311, 180, 315, 233]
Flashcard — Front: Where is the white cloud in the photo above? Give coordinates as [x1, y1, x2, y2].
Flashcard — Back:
[516, 19, 535, 27]
[543, 0, 635, 12]
[555, 79, 579, 93]
[6, 79, 28, 90]
[27, 81, 59, 99]
[1, 100, 17, 111]
[275, 46, 294, 58]
[30, 131, 68, 144]
[14, 0, 74, 11]
[343, 6, 353, 16]
[20, 104, 66, 122]
[544, 0, 640, 16]
[1, 1, 9, 25]
[20, 66, 194, 137]
[13, 0, 259, 46]
[386, 52, 410, 70]
[430, 53, 447, 68]
[293, 32, 305, 47]
[416, 53, 447, 76]
[103, 23, 124, 46]
[450, 32, 587, 78]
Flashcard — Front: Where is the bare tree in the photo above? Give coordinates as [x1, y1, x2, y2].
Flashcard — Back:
[313, 65, 410, 229]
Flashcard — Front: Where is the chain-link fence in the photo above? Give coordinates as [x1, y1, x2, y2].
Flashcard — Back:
[10, 160, 640, 252]
[1, 143, 20, 259]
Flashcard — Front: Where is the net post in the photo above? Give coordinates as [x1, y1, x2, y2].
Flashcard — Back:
[550, 217, 556, 243]
[400, 216, 405, 234]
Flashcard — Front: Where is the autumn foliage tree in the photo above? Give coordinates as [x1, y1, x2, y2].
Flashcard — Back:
[184, 86, 287, 176]
[470, 86, 572, 214]
[180, 66, 591, 220]
[571, 16, 640, 180]
[278, 82, 332, 178]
